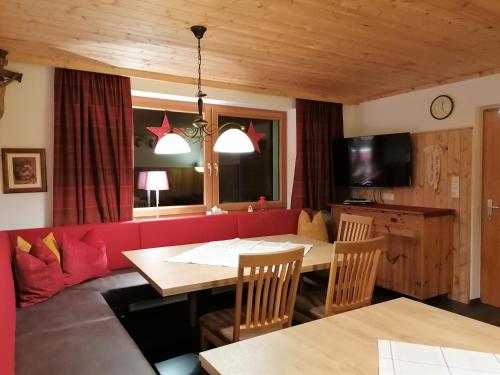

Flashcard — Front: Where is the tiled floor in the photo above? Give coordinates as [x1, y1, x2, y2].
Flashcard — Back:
[120, 287, 500, 366]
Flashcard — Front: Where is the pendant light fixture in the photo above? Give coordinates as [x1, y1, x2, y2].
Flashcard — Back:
[146, 26, 255, 154]
[177, 26, 254, 153]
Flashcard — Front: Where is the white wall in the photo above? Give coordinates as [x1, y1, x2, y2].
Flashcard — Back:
[0, 62, 54, 230]
[344, 73, 500, 300]
[0, 63, 297, 230]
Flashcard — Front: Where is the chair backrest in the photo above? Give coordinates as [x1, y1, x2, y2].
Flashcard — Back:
[233, 248, 304, 342]
[324, 236, 385, 316]
[337, 213, 374, 241]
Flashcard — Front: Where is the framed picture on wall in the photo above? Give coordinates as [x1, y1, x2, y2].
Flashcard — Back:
[1, 148, 47, 193]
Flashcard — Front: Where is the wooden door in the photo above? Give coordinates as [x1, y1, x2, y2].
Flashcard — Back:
[481, 108, 500, 306]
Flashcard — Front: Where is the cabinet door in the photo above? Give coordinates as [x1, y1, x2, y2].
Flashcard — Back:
[482, 109, 500, 307]
[374, 224, 422, 298]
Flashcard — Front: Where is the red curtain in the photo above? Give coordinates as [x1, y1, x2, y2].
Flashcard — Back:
[291, 99, 343, 211]
[53, 69, 134, 225]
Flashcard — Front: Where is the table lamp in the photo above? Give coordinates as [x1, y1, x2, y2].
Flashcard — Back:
[137, 171, 151, 207]
[144, 171, 169, 219]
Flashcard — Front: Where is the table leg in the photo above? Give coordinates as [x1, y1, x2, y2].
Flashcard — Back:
[188, 292, 198, 328]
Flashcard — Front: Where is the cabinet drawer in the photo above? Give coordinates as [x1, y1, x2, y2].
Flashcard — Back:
[335, 208, 423, 229]
[373, 224, 419, 239]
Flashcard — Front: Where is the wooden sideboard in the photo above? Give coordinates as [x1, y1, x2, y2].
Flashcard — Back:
[331, 204, 454, 300]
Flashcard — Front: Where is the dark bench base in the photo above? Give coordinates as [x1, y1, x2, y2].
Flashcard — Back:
[15, 271, 156, 375]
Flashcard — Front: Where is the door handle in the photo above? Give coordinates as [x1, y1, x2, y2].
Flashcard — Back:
[487, 198, 499, 221]
[214, 162, 219, 177]
[207, 162, 212, 176]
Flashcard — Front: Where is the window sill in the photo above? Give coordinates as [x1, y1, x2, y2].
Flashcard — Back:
[133, 203, 287, 221]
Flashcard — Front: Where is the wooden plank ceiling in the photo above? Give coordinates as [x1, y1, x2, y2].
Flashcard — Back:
[1, 0, 500, 103]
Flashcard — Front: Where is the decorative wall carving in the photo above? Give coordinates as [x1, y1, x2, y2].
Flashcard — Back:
[0, 49, 23, 120]
[424, 145, 442, 191]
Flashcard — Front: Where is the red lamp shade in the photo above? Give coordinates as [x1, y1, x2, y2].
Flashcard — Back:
[137, 171, 148, 190]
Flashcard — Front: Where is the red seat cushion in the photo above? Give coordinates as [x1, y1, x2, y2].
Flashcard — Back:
[14, 239, 65, 308]
[236, 209, 301, 238]
[139, 215, 239, 249]
[61, 230, 110, 287]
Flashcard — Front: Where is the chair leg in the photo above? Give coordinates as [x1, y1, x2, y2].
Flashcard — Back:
[293, 310, 313, 324]
[200, 328, 210, 351]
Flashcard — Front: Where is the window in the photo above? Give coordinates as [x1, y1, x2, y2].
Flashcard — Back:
[213, 106, 286, 211]
[132, 97, 286, 218]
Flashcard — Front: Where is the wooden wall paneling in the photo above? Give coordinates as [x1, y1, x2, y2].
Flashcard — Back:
[351, 128, 472, 302]
[412, 133, 424, 205]
[457, 129, 472, 302]
[446, 129, 462, 301]
[436, 131, 449, 209]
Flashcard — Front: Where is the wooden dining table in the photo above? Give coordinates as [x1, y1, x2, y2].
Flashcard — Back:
[199, 297, 500, 374]
[123, 234, 334, 297]
[123, 234, 335, 325]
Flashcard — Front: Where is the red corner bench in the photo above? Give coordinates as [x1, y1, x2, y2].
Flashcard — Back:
[0, 208, 301, 375]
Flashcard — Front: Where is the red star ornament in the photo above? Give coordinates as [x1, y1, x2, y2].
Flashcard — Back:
[247, 121, 265, 153]
[147, 114, 182, 139]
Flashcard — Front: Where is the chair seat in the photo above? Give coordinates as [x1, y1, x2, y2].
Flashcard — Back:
[199, 308, 282, 344]
[294, 290, 326, 320]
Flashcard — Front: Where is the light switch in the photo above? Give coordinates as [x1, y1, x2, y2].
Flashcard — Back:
[451, 176, 460, 198]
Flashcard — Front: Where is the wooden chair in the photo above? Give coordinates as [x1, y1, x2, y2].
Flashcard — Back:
[294, 236, 385, 322]
[337, 213, 374, 241]
[302, 213, 374, 288]
[200, 247, 304, 350]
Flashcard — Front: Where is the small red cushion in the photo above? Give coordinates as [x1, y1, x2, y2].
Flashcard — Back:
[61, 230, 110, 287]
[14, 238, 65, 308]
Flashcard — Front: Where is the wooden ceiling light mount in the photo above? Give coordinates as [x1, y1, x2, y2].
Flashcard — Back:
[0, 49, 23, 119]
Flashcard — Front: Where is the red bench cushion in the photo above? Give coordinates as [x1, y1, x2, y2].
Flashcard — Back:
[236, 209, 301, 238]
[139, 215, 239, 249]
[0, 209, 302, 375]
[0, 232, 15, 375]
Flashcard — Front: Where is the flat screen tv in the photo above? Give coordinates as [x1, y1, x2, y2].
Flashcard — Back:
[335, 132, 412, 187]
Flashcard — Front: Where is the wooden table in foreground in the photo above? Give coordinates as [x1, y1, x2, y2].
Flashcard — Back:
[123, 234, 334, 297]
[200, 298, 500, 375]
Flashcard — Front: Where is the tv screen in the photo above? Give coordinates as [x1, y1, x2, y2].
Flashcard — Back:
[335, 132, 412, 187]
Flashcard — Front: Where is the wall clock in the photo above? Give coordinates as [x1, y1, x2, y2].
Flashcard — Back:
[430, 95, 454, 120]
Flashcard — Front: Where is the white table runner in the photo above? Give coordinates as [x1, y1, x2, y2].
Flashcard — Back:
[379, 339, 500, 375]
[165, 238, 313, 268]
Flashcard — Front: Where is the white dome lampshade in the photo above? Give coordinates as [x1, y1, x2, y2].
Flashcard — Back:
[213, 128, 254, 153]
[154, 133, 191, 154]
